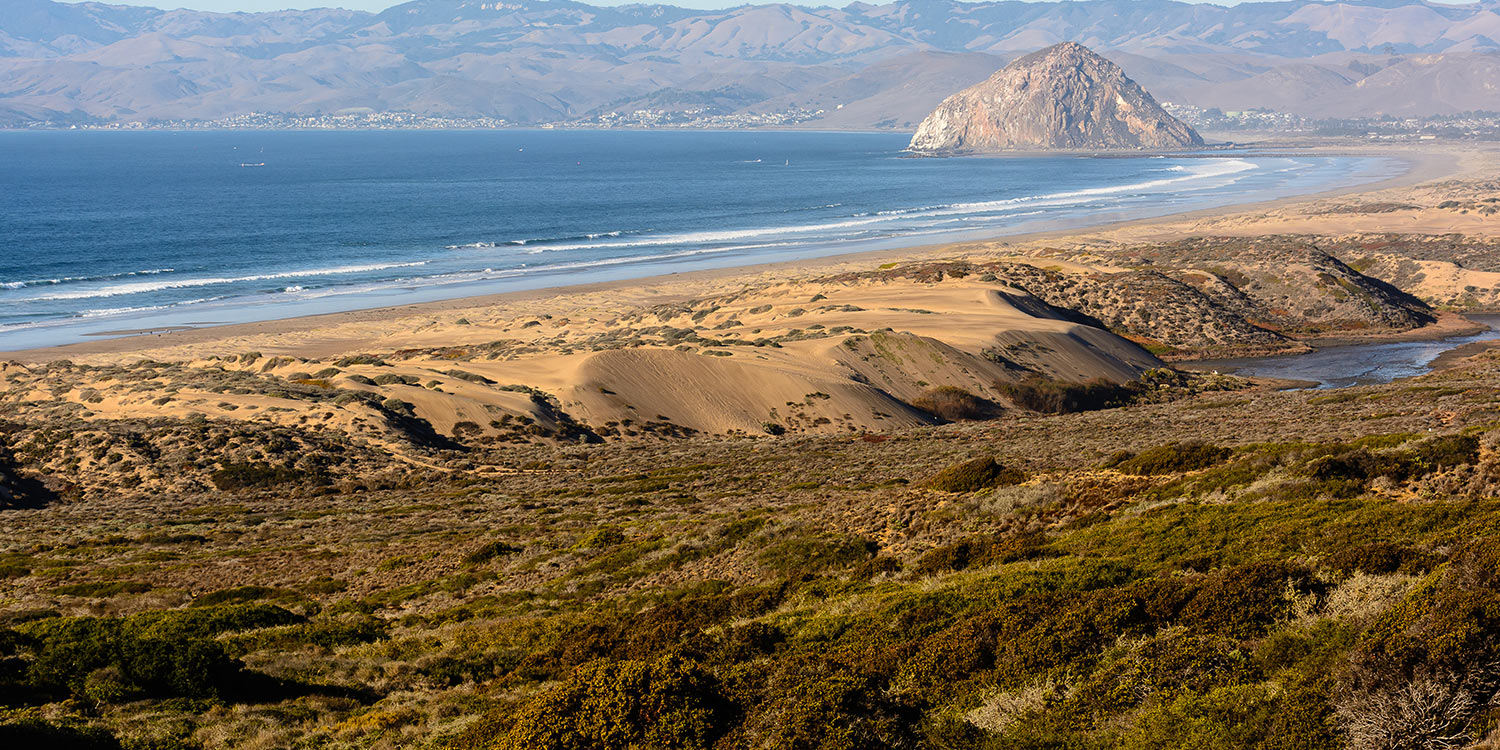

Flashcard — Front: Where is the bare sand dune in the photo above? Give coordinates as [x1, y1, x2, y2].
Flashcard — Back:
[1, 277, 1173, 440]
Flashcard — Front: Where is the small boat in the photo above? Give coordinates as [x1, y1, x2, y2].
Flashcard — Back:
[239, 162, 265, 168]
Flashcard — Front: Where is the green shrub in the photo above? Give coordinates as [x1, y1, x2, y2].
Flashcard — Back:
[444, 369, 496, 385]
[209, 461, 303, 490]
[1112, 443, 1232, 476]
[1303, 434, 1479, 486]
[926, 456, 1026, 493]
[335, 354, 386, 368]
[465, 540, 524, 565]
[740, 661, 919, 750]
[54, 581, 152, 598]
[228, 615, 387, 651]
[480, 654, 732, 750]
[192, 585, 302, 607]
[1179, 562, 1313, 639]
[1114, 683, 1293, 750]
[1336, 542, 1500, 748]
[1303, 449, 1404, 483]
[573, 526, 627, 551]
[1324, 542, 1437, 576]
[1068, 630, 1253, 719]
[14, 604, 301, 704]
[373, 374, 418, 386]
[381, 397, 414, 414]
[911, 531, 1052, 575]
[996, 376, 1136, 414]
[22, 618, 231, 701]
[1409, 433, 1480, 471]
[756, 531, 874, 577]
[1352, 538, 1500, 681]
[0, 719, 122, 749]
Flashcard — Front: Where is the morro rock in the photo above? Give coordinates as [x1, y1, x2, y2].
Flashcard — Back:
[909, 42, 1203, 153]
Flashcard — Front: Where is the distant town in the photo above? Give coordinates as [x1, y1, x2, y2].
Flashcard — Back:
[14, 105, 1500, 140]
[18, 106, 828, 132]
[1162, 103, 1500, 140]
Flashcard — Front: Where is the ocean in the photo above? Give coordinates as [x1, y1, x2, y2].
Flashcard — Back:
[0, 130, 1400, 350]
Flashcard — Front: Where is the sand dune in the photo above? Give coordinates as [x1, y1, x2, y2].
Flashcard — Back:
[1, 277, 1170, 440]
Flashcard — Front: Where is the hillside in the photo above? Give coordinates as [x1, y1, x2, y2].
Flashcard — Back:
[908, 42, 1201, 152]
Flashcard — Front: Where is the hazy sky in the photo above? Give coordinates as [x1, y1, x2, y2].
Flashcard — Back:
[66, 0, 1255, 14]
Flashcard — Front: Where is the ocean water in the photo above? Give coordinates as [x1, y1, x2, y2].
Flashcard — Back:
[0, 130, 1400, 349]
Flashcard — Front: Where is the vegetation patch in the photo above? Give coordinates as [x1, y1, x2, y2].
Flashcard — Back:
[926, 456, 1027, 493]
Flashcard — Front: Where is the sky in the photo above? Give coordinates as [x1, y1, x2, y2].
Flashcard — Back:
[65, 0, 1254, 14]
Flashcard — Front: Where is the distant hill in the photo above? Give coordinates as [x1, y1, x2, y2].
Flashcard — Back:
[2, 0, 1499, 126]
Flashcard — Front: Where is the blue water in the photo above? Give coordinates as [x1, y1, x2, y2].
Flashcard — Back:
[0, 130, 1399, 350]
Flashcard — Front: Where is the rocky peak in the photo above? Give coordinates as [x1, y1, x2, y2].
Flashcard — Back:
[909, 41, 1203, 153]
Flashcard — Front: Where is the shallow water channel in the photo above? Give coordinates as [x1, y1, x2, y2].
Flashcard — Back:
[1185, 315, 1500, 389]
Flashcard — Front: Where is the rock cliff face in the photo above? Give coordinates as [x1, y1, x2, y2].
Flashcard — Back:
[909, 42, 1203, 153]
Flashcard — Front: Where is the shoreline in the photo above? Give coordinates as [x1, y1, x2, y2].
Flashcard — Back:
[2, 144, 1461, 363]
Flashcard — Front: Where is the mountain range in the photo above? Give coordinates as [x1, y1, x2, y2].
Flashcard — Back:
[3, 0, 1500, 127]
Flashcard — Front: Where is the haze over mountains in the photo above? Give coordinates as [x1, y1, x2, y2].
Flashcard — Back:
[3, 0, 1500, 127]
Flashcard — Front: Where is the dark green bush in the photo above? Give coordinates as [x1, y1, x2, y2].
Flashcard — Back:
[1408, 433, 1480, 472]
[925, 456, 1026, 493]
[1113, 683, 1296, 750]
[1068, 630, 1253, 720]
[1324, 542, 1437, 576]
[1303, 449, 1404, 483]
[192, 585, 302, 607]
[911, 531, 1052, 576]
[14, 604, 301, 704]
[739, 660, 919, 750]
[130, 604, 304, 638]
[465, 541, 524, 565]
[1112, 443, 1232, 476]
[54, 581, 152, 597]
[756, 531, 875, 577]
[209, 461, 303, 490]
[1179, 562, 1313, 639]
[573, 526, 627, 550]
[1304, 434, 1479, 486]
[996, 376, 1136, 414]
[444, 369, 496, 385]
[229, 615, 387, 651]
[1337, 540, 1500, 747]
[22, 617, 232, 701]
[0, 719, 122, 749]
[481, 654, 733, 750]
[909, 386, 997, 421]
